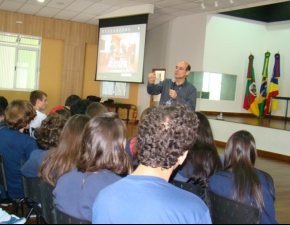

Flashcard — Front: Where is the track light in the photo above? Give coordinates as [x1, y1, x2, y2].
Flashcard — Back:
[201, 2, 205, 9]
[215, 0, 218, 7]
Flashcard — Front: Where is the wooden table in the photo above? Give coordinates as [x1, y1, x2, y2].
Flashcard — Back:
[101, 103, 137, 123]
[269, 96, 290, 124]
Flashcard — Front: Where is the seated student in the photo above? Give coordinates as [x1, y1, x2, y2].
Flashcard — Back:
[172, 112, 223, 188]
[0, 100, 38, 203]
[38, 114, 90, 186]
[21, 114, 67, 178]
[208, 130, 278, 224]
[92, 104, 211, 224]
[49, 94, 81, 115]
[53, 112, 132, 222]
[85, 102, 108, 118]
[0, 96, 8, 129]
[70, 99, 91, 116]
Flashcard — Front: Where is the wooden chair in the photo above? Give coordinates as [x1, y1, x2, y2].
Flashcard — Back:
[55, 207, 91, 224]
[205, 190, 261, 224]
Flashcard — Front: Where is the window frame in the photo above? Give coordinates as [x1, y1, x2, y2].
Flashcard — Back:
[100, 81, 130, 99]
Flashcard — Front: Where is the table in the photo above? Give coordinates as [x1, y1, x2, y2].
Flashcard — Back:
[101, 103, 137, 123]
[268, 96, 290, 124]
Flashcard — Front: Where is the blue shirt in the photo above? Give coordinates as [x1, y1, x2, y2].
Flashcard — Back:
[208, 169, 278, 224]
[0, 127, 38, 198]
[92, 175, 211, 224]
[147, 79, 197, 111]
[53, 168, 121, 222]
[21, 149, 49, 178]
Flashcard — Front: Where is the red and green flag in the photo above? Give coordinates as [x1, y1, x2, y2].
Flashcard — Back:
[243, 54, 259, 116]
[263, 53, 280, 116]
[258, 52, 271, 118]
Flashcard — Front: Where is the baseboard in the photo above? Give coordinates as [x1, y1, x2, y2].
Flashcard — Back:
[215, 141, 290, 163]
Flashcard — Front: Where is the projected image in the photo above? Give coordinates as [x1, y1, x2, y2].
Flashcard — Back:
[96, 23, 146, 83]
[99, 33, 139, 73]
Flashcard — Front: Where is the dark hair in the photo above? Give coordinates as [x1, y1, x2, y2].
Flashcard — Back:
[77, 112, 132, 175]
[36, 114, 67, 150]
[65, 95, 81, 107]
[29, 90, 47, 106]
[70, 99, 91, 116]
[0, 96, 8, 116]
[137, 103, 199, 169]
[54, 109, 70, 119]
[4, 100, 36, 130]
[85, 102, 108, 118]
[224, 130, 273, 212]
[39, 114, 90, 186]
[186, 112, 223, 188]
[186, 63, 191, 71]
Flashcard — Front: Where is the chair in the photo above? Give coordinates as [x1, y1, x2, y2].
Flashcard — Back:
[40, 180, 56, 224]
[55, 207, 91, 224]
[205, 190, 261, 224]
[171, 180, 205, 199]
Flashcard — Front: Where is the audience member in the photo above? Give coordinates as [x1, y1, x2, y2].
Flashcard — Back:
[208, 130, 278, 224]
[172, 112, 223, 188]
[0, 100, 38, 203]
[70, 99, 91, 116]
[38, 114, 90, 186]
[53, 112, 132, 222]
[29, 90, 48, 134]
[0, 96, 8, 127]
[54, 109, 70, 119]
[21, 114, 67, 178]
[92, 104, 211, 224]
[85, 102, 108, 118]
[49, 94, 81, 115]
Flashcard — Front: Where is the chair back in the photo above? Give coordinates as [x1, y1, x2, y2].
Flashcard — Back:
[0, 154, 8, 192]
[55, 207, 91, 224]
[205, 190, 261, 224]
[40, 180, 57, 224]
[171, 180, 205, 199]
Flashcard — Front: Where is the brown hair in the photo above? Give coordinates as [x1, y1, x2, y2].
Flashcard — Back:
[224, 130, 272, 212]
[4, 100, 36, 130]
[77, 112, 132, 175]
[38, 114, 90, 186]
[29, 90, 47, 106]
[36, 114, 67, 150]
[85, 102, 108, 118]
[137, 103, 199, 169]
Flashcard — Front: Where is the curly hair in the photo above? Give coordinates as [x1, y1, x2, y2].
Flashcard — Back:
[36, 113, 67, 150]
[4, 100, 36, 130]
[137, 103, 199, 169]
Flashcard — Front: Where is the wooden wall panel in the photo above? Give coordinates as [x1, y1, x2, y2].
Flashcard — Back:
[0, 10, 98, 104]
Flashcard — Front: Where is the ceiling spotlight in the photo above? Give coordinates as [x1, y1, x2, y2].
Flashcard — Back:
[37, 0, 45, 2]
[230, 0, 234, 3]
[215, 0, 218, 7]
[201, 1, 205, 9]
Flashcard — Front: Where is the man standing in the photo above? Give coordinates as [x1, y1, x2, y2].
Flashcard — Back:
[29, 90, 48, 130]
[147, 61, 197, 111]
[92, 103, 211, 224]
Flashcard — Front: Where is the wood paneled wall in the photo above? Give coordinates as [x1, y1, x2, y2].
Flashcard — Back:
[0, 10, 98, 103]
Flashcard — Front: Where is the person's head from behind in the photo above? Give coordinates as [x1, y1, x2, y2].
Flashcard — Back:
[39, 114, 90, 185]
[4, 100, 36, 131]
[65, 95, 81, 109]
[29, 90, 48, 111]
[78, 112, 131, 176]
[36, 113, 67, 150]
[0, 96, 8, 121]
[54, 109, 70, 119]
[137, 103, 199, 170]
[224, 130, 257, 170]
[86, 102, 108, 118]
[70, 99, 91, 116]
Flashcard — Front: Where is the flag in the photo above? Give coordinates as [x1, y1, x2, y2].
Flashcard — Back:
[243, 54, 259, 116]
[258, 52, 271, 118]
[263, 53, 280, 116]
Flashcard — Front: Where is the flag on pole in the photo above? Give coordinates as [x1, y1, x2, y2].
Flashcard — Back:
[263, 53, 280, 116]
[258, 52, 271, 118]
[243, 54, 259, 117]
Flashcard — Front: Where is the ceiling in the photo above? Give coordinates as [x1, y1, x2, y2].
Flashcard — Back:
[0, 0, 289, 30]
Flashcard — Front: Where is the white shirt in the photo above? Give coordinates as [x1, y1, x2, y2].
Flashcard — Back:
[30, 110, 47, 129]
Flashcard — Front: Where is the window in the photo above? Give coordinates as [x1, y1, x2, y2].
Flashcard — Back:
[100, 81, 130, 99]
[0, 32, 41, 91]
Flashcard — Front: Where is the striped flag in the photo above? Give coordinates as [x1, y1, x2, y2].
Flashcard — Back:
[263, 53, 280, 116]
[243, 54, 259, 116]
[258, 52, 271, 118]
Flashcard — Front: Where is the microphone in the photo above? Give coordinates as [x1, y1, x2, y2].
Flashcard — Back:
[171, 78, 176, 90]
